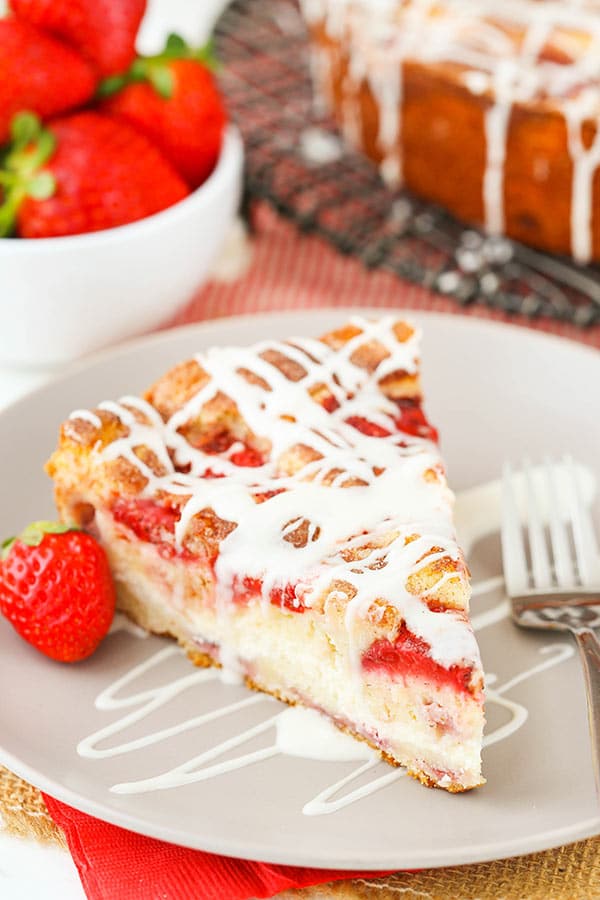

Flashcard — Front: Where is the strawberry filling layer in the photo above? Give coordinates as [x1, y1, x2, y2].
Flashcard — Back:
[109, 500, 304, 614]
[234, 576, 306, 613]
[345, 400, 438, 443]
[199, 431, 265, 467]
[111, 498, 193, 561]
[321, 394, 340, 413]
[345, 416, 391, 438]
[112, 498, 178, 544]
[230, 446, 264, 467]
[395, 399, 439, 442]
[361, 625, 473, 694]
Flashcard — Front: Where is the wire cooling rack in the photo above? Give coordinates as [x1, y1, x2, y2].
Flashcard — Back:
[214, 0, 600, 327]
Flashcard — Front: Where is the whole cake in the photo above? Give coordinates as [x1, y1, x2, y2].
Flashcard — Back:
[47, 316, 485, 791]
[301, 0, 600, 263]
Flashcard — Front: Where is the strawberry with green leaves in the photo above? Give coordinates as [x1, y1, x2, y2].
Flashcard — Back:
[0, 111, 190, 238]
[0, 18, 97, 144]
[0, 521, 116, 662]
[8, 0, 147, 77]
[100, 34, 227, 188]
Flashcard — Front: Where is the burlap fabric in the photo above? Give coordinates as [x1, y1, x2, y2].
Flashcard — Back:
[1, 765, 598, 899]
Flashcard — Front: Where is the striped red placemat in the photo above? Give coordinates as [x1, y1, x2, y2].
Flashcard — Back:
[170, 203, 600, 350]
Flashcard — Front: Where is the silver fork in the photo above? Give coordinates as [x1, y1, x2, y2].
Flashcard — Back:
[501, 457, 600, 796]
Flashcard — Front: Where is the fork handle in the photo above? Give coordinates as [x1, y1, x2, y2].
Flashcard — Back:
[573, 627, 600, 800]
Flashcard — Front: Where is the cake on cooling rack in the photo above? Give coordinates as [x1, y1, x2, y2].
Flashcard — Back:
[47, 316, 485, 792]
[301, 0, 600, 264]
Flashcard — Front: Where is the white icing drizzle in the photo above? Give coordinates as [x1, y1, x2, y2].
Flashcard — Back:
[483, 643, 574, 748]
[470, 597, 510, 633]
[68, 409, 102, 428]
[301, 758, 405, 815]
[566, 89, 600, 263]
[308, 45, 335, 115]
[77, 646, 267, 760]
[275, 706, 376, 761]
[81, 316, 479, 673]
[367, 51, 404, 185]
[76, 576, 574, 807]
[301, 0, 600, 262]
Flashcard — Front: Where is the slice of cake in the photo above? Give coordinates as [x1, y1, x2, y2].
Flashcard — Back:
[47, 316, 485, 791]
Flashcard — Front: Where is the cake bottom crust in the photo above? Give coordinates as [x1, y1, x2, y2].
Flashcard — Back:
[114, 577, 483, 794]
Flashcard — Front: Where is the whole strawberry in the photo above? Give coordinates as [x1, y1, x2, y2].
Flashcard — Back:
[0, 111, 190, 238]
[0, 19, 97, 144]
[8, 0, 146, 77]
[100, 34, 227, 188]
[0, 521, 115, 662]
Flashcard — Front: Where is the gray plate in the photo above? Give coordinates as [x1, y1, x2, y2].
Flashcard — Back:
[0, 310, 599, 870]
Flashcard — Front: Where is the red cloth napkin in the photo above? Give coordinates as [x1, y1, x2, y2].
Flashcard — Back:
[43, 795, 390, 900]
[41, 202, 599, 899]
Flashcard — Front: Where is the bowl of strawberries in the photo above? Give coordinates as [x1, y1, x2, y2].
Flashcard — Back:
[0, 2, 243, 366]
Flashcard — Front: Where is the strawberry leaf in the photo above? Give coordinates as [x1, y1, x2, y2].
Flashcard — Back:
[129, 58, 148, 82]
[96, 73, 129, 99]
[19, 520, 79, 547]
[148, 65, 174, 99]
[27, 172, 56, 201]
[30, 130, 56, 169]
[0, 115, 57, 235]
[161, 33, 217, 69]
[195, 38, 219, 71]
[1, 537, 16, 560]
[164, 33, 187, 56]
[0, 190, 22, 238]
[96, 31, 219, 101]
[10, 112, 41, 151]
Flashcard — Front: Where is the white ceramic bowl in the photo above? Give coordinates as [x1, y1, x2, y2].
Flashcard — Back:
[0, 126, 243, 367]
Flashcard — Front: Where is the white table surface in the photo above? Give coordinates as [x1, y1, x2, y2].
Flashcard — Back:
[0, 2, 231, 898]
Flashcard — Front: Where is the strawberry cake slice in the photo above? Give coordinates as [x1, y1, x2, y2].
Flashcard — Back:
[47, 316, 485, 791]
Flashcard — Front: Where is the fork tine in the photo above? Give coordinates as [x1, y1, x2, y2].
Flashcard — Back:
[523, 459, 553, 589]
[565, 455, 600, 586]
[545, 458, 576, 588]
[501, 462, 529, 595]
